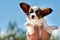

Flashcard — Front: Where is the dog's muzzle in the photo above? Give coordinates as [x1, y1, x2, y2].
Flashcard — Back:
[30, 13, 38, 19]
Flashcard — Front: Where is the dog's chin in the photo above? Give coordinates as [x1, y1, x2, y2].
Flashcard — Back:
[31, 16, 39, 20]
[30, 18, 38, 20]
[27, 17, 39, 21]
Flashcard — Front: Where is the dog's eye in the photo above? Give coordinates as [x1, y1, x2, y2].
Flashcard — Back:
[29, 9, 34, 13]
[36, 10, 40, 14]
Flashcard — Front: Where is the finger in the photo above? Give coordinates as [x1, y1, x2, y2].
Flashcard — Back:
[34, 25, 38, 29]
[34, 25, 38, 31]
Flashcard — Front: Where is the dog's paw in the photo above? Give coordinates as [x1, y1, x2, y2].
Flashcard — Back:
[25, 22, 33, 27]
[27, 23, 31, 26]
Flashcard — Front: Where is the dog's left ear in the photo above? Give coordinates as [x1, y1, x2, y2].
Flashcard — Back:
[19, 2, 30, 15]
[43, 8, 53, 16]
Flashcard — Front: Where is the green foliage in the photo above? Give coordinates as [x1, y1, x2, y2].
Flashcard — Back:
[0, 37, 2, 40]
[1, 21, 26, 40]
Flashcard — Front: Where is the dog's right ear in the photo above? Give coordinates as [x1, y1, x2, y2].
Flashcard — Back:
[19, 2, 30, 15]
[42, 8, 53, 16]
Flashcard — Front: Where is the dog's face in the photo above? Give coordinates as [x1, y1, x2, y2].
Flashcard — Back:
[20, 2, 53, 20]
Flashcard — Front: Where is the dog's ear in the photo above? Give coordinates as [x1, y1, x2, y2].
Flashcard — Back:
[42, 8, 53, 16]
[19, 2, 30, 14]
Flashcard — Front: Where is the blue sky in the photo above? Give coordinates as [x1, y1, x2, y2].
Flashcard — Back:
[0, 0, 60, 33]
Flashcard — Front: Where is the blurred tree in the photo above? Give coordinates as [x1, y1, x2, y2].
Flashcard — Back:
[0, 37, 2, 40]
[3, 21, 26, 40]
[0, 27, 2, 40]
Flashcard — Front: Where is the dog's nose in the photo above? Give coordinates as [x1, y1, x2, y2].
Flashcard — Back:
[32, 15, 35, 19]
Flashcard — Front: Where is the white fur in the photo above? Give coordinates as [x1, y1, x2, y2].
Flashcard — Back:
[50, 28, 60, 40]
[25, 18, 48, 35]
[29, 6, 39, 12]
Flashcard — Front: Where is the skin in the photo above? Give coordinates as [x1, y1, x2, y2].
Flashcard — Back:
[26, 24, 51, 40]
[39, 24, 51, 40]
[26, 25, 39, 40]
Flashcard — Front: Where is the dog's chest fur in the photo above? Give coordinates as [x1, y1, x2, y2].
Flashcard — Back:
[25, 18, 48, 35]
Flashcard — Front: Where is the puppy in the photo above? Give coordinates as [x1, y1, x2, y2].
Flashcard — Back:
[19, 2, 59, 40]
[20, 2, 52, 35]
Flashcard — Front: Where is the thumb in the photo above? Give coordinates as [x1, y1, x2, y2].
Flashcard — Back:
[34, 25, 38, 31]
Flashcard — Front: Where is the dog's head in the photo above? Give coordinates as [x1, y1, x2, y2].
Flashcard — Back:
[19, 2, 53, 20]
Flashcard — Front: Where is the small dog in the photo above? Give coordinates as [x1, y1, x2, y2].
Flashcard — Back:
[19, 2, 58, 40]
[20, 2, 52, 35]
